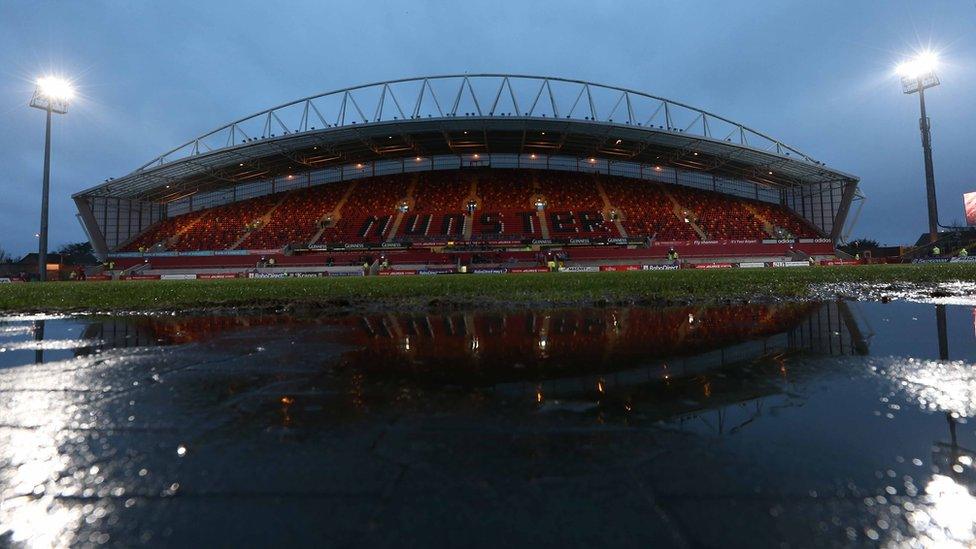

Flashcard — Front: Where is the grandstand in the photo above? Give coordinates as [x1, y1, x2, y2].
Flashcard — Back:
[72, 75, 860, 274]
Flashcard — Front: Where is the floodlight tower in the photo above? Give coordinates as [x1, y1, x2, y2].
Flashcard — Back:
[29, 77, 73, 281]
[896, 52, 941, 244]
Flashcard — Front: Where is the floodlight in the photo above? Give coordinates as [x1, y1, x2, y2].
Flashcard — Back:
[37, 77, 74, 100]
[894, 51, 943, 243]
[30, 77, 73, 114]
[29, 74, 74, 281]
[896, 51, 938, 78]
[896, 52, 941, 94]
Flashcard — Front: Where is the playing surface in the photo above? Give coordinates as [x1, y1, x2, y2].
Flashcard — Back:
[2, 264, 975, 312]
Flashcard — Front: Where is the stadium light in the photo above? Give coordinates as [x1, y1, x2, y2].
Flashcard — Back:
[896, 51, 941, 243]
[29, 76, 74, 281]
[896, 51, 939, 87]
[32, 77, 73, 113]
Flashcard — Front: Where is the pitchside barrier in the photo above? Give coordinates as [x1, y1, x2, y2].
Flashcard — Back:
[113, 238, 824, 258]
[377, 270, 420, 276]
[80, 259, 884, 283]
[911, 257, 976, 264]
[197, 273, 239, 280]
[560, 266, 600, 273]
[109, 238, 836, 264]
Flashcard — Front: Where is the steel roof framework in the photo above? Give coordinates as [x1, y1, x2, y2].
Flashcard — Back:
[75, 75, 858, 199]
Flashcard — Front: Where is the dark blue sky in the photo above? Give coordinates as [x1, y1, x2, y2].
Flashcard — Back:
[1, 0, 973, 255]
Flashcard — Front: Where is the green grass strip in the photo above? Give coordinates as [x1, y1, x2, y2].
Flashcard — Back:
[1, 264, 974, 313]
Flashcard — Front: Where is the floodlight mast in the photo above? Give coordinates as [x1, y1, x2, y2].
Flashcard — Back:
[897, 55, 941, 244]
[29, 78, 71, 281]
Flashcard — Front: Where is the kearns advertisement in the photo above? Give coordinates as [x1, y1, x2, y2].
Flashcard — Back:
[965, 191, 976, 227]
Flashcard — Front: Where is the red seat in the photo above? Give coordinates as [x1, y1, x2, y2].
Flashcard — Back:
[121, 169, 820, 252]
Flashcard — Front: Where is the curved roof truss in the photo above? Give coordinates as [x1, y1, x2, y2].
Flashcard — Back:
[137, 74, 825, 171]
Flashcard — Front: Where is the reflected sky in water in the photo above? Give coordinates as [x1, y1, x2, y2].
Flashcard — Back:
[1, 301, 975, 547]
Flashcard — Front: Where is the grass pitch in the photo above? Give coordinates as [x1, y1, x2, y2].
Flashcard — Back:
[0, 264, 974, 313]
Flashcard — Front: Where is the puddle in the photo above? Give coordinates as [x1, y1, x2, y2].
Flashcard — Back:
[0, 301, 974, 547]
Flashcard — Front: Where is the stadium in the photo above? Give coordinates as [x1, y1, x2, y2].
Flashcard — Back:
[72, 74, 862, 276]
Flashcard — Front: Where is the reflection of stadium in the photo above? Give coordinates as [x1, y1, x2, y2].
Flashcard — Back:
[80, 301, 867, 403]
[67, 302, 870, 435]
[72, 75, 860, 269]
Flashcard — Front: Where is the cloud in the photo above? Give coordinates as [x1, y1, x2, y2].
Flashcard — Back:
[0, 0, 973, 253]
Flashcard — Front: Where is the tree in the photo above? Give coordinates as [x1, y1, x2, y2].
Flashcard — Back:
[56, 241, 97, 265]
[839, 238, 880, 256]
[0, 247, 10, 264]
[847, 238, 880, 249]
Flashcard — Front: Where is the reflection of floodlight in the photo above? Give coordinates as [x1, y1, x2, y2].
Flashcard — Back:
[895, 51, 943, 243]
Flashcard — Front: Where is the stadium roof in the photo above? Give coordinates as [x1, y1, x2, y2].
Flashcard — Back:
[74, 74, 858, 203]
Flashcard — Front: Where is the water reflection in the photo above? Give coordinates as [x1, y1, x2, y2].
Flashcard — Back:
[1, 301, 976, 546]
[64, 303, 877, 430]
[922, 413, 976, 546]
[858, 304, 976, 547]
[938, 304, 949, 361]
[33, 320, 43, 364]
[0, 318, 82, 547]
[76, 302, 866, 383]
[911, 473, 976, 546]
[869, 413, 976, 547]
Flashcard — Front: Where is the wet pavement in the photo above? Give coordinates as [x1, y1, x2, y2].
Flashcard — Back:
[1, 301, 975, 547]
